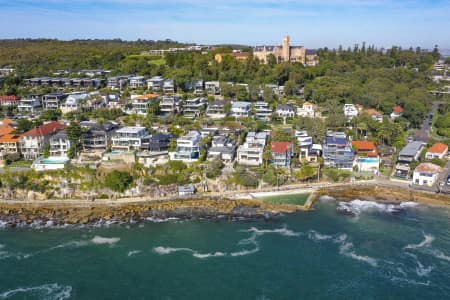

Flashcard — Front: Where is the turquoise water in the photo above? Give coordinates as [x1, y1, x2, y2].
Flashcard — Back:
[1, 198, 450, 299]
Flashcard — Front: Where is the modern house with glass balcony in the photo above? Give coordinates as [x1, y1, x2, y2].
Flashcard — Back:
[169, 131, 201, 162]
[323, 132, 355, 170]
[111, 126, 151, 151]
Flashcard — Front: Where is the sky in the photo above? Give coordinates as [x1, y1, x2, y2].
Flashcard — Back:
[0, 0, 449, 49]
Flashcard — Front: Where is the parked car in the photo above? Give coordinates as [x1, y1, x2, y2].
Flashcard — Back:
[447, 175, 450, 185]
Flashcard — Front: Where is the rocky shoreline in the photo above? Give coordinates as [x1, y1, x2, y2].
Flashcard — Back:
[0, 198, 302, 228]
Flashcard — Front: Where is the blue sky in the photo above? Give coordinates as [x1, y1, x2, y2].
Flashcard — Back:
[1, 0, 449, 49]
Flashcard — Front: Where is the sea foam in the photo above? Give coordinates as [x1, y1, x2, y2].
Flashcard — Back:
[244, 226, 301, 237]
[91, 236, 121, 245]
[0, 283, 72, 300]
[404, 233, 435, 250]
[337, 199, 417, 216]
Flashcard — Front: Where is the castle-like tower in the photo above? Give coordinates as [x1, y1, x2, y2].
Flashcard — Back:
[254, 35, 317, 66]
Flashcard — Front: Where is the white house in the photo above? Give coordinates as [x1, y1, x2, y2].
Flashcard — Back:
[205, 81, 220, 94]
[276, 104, 295, 118]
[159, 95, 181, 116]
[297, 102, 318, 118]
[111, 126, 150, 151]
[129, 76, 145, 89]
[169, 131, 201, 162]
[60, 92, 88, 114]
[344, 104, 358, 120]
[412, 163, 442, 186]
[254, 101, 272, 121]
[147, 76, 164, 91]
[18, 94, 42, 112]
[163, 79, 175, 94]
[390, 105, 404, 119]
[425, 143, 448, 160]
[231, 101, 251, 118]
[236, 131, 267, 166]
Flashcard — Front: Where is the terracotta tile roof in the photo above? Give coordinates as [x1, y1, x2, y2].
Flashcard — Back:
[427, 143, 448, 154]
[352, 141, 376, 151]
[392, 105, 404, 113]
[0, 119, 15, 136]
[0, 133, 21, 143]
[271, 141, 293, 153]
[0, 96, 20, 101]
[415, 162, 442, 173]
[22, 121, 65, 137]
[0, 119, 14, 126]
[135, 93, 160, 100]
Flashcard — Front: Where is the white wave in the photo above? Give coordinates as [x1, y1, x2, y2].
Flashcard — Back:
[404, 234, 435, 250]
[244, 226, 301, 237]
[428, 248, 450, 262]
[127, 250, 141, 257]
[390, 276, 430, 286]
[91, 236, 120, 245]
[145, 217, 180, 223]
[339, 241, 378, 267]
[153, 246, 193, 255]
[230, 247, 260, 257]
[0, 283, 72, 300]
[337, 200, 417, 216]
[192, 251, 226, 259]
[308, 230, 333, 241]
[415, 260, 434, 277]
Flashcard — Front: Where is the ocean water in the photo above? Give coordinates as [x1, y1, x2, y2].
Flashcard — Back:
[1, 198, 450, 300]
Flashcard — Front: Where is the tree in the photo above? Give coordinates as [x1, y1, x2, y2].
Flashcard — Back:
[43, 143, 50, 158]
[104, 171, 133, 193]
[65, 122, 84, 158]
[15, 119, 34, 133]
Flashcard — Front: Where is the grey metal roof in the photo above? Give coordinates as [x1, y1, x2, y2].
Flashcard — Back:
[399, 141, 424, 156]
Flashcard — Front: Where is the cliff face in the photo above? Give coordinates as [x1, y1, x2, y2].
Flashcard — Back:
[0, 198, 302, 226]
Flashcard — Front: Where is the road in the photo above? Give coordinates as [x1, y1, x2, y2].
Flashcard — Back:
[414, 101, 441, 142]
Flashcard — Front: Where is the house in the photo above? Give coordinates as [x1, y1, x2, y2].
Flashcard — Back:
[207, 135, 236, 162]
[20, 121, 66, 160]
[425, 143, 448, 160]
[111, 126, 151, 151]
[18, 94, 42, 112]
[141, 133, 174, 152]
[205, 81, 220, 95]
[49, 130, 71, 158]
[107, 76, 128, 90]
[60, 92, 88, 114]
[365, 109, 383, 122]
[231, 101, 251, 118]
[344, 104, 359, 120]
[193, 80, 204, 94]
[147, 76, 164, 91]
[169, 131, 201, 162]
[295, 130, 314, 162]
[271, 141, 293, 167]
[390, 105, 404, 119]
[393, 141, 425, 179]
[0, 95, 20, 107]
[42, 93, 67, 110]
[163, 79, 175, 94]
[183, 97, 206, 118]
[82, 122, 119, 151]
[412, 163, 442, 186]
[398, 141, 425, 163]
[276, 104, 295, 118]
[129, 76, 146, 89]
[129, 93, 159, 115]
[352, 141, 380, 172]
[159, 95, 182, 116]
[254, 101, 272, 121]
[206, 100, 227, 119]
[323, 132, 355, 170]
[0, 133, 22, 159]
[236, 131, 267, 166]
[297, 102, 318, 118]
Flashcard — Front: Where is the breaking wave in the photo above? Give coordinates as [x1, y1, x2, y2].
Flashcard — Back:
[428, 249, 450, 262]
[337, 200, 418, 216]
[404, 234, 435, 250]
[337, 235, 378, 267]
[0, 283, 72, 300]
[153, 246, 225, 259]
[244, 226, 302, 237]
[308, 230, 333, 241]
[127, 250, 142, 257]
[91, 236, 120, 245]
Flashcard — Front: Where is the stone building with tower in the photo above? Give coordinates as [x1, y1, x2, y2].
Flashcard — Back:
[254, 35, 318, 66]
